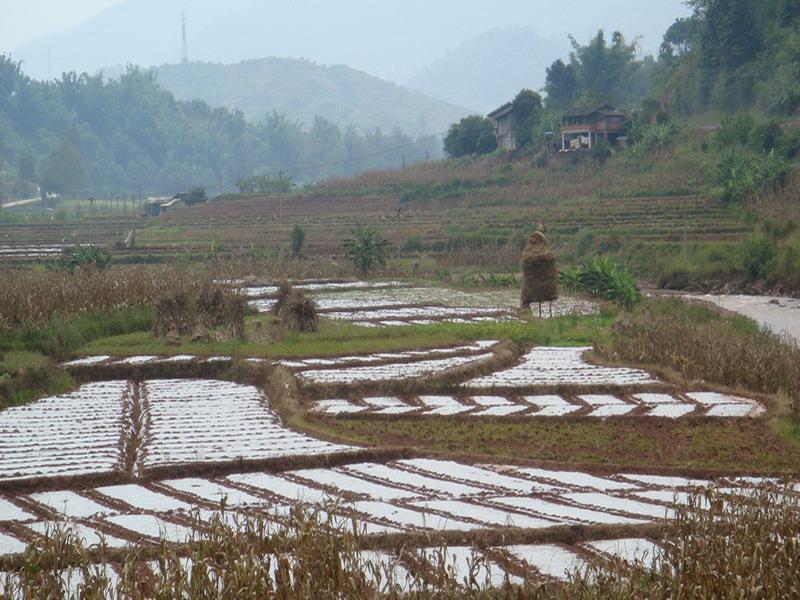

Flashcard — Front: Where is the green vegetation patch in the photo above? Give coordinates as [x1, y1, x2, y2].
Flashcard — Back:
[0, 351, 74, 409]
[2, 306, 156, 358]
[77, 313, 613, 359]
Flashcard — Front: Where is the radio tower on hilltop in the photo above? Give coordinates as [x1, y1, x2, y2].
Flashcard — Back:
[181, 13, 188, 64]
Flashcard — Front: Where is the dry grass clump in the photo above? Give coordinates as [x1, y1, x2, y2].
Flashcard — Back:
[271, 281, 293, 317]
[152, 284, 246, 341]
[272, 283, 318, 332]
[520, 229, 558, 312]
[603, 298, 800, 418]
[567, 485, 800, 598]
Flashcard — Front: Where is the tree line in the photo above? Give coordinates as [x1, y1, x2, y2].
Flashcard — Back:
[445, 0, 800, 157]
[0, 57, 439, 197]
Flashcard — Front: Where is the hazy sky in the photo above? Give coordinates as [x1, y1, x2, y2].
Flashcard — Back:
[6, 0, 691, 85]
[0, 0, 124, 52]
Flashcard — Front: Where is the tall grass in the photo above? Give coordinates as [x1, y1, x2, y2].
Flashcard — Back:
[0, 505, 522, 598]
[2, 486, 797, 598]
[567, 485, 800, 597]
[0, 307, 156, 357]
[0, 267, 226, 332]
[603, 298, 800, 418]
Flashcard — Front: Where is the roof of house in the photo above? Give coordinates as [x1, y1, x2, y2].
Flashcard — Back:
[145, 196, 172, 206]
[487, 102, 515, 120]
[562, 103, 616, 118]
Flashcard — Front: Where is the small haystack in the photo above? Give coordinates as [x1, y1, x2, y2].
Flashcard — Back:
[272, 282, 318, 332]
[520, 227, 558, 316]
[153, 285, 246, 340]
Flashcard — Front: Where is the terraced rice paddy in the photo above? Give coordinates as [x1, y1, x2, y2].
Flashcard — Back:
[295, 341, 499, 385]
[61, 341, 498, 375]
[0, 381, 130, 481]
[0, 360, 781, 591]
[142, 380, 350, 468]
[0, 379, 354, 482]
[0, 457, 767, 560]
[311, 391, 764, 419]
[305, 344, 763, 417]
[0, 244, 69, 260]
[244, 280, 596, 327]
[299, 356, 492, 385]
[465, 346, 659, 388]
[62, 355, 238, 368]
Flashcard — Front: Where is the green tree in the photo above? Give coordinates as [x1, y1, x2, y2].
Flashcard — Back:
[660, 18, 700, 60]
[544, 59, 578, 108]
[656, 0, 800, 114]
[344, 226, 390, 275]
[443, 115, 497, 157]
[511, 89, 543, 148]
[13, 154, 36, 196]
[290, 223, 305, 258]
[42, 137, 85, 195]
[0, 56, 439, 197]
[545, 31, 648, 109]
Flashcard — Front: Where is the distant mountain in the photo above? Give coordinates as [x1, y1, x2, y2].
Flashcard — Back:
[12, 0, 691, 84]
[145, 58, 470, 134]
[407, 28, 571, 113]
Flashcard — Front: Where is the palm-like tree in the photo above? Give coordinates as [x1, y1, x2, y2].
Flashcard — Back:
[344, 225, 390, 275]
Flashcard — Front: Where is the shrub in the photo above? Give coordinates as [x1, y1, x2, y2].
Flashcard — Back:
[715, 114, 755, 147]
[344, 225, 390, 275]
[748, 120, 784, 153]
[740, 235, 775, 280]
[778, 128, 800, 159]
[634, 122, 677, 155]
[402, 235, 423, 253]
[237, 172, 294, 194]
[443, 115, 498, 157]
[715, 150, 792, 203]
[656, 266, 693, 289]
[51, 245, 111, 272]
[290, 223, 305, 257]
[559, 256, 641, 308]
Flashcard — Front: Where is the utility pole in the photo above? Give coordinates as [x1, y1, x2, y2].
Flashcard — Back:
[181, 14, 189, 64]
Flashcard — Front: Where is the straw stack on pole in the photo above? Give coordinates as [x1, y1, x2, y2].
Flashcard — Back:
[520, 227, 558, 317]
